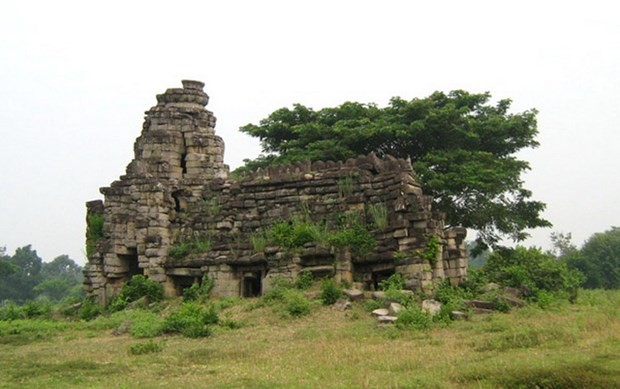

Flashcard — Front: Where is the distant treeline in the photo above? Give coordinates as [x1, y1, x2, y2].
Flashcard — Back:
[0, 245, 83, 304]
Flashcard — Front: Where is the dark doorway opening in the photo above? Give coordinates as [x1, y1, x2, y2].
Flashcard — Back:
[118, 248, 142, 278]
[242, 272, 262, 298]
[371, 269, 395, 291]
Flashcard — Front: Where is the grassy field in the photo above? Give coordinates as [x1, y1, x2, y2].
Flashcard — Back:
[1, 289, 619, 388]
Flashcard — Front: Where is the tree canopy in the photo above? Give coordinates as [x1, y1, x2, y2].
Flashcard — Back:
[238, 90, 550, 248]
[565, 227, 620, 289]
[0, 245, 83, 303]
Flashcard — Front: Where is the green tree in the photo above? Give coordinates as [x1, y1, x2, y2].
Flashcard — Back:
[566, 227, 620, 289]
[549, 231, 578, 258]
[40, 254, 83, 284]
[32, 255, 83, 301]
[0, 246, 17, 276]
[0, 245, 43, 302]
[239, 91, 550, 248]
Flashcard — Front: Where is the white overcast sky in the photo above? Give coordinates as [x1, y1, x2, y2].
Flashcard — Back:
[1, 0, 619, 264]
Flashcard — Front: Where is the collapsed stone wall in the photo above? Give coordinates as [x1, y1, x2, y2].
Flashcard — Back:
[84, 81, 467, 304]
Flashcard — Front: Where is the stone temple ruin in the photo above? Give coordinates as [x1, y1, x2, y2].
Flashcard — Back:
[84, 80, 467, 304]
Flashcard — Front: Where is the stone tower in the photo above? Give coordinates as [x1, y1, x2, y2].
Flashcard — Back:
[128, 79, 228, 181]
[84, 80, 229, 303]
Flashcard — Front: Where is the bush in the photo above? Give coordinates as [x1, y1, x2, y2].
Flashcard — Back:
[0, 301, 26, 321]
[433, 279, 471, 312]
[320, 279, 342, 305]
[129, 310, 165, 338]
[78, 297, 102, 321]
[163, 302, 218, 338]
[483, 246, 584, 303]
[183, 276, 215, 302]
[294, 270, 314, 290]
[396, 307, 433, 331]
[22, 298, 53, 319]
[261, 278, 312, 318]
[281, 289, 312, 317]
[379, 274, 405, 291]
[108, 275, 164, 312]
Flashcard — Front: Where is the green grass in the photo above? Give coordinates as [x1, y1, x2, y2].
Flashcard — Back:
[0, 289, 618, 388]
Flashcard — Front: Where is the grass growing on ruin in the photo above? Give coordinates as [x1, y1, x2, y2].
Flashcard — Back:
[0, 289, 619, 388]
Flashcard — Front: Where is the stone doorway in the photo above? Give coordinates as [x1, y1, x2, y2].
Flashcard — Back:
[118, 248, 142, 278]
[242, 271, 262, 298]
[371, 268, 395, 291]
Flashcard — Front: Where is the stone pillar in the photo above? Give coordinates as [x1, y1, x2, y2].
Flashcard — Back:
[334, 247, 353, 285]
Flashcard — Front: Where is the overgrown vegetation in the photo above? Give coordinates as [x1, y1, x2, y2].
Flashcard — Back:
[320, 279, 342, 305]
[168, 237, 212, 259]
[367, 202, 388, 231]
[253, 211, 376, 257]
[420, 235, 440, 267]
[85, 213, 104, 256]
[108, 275, 164, 312]
[183, 276, 215, 303]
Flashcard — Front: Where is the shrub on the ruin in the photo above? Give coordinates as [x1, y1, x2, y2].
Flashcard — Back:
[368, 203, 388, 231]
[108, 275, 164, 312]
[329, 224, 376, 256]
[168, 238, 212, 259]
[163, 302, 218, 338]
[183, 276, 215, 302]
[320, 279, 342, 305]
[269, 218, 327, 249]
[294, 270, 314, 290]
[420, 235, 441, 267]
[85, 213, 104, 256]
[379, 274, 405, 291]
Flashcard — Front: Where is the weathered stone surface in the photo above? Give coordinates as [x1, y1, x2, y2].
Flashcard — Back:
[371, 291, 387, 300]
[483, 282, 501, 292]
[372, 308, 389, 317]
[84, 81, 469, 304]
[502, 286, 522, 299]
[343, 289, 364, 302]
[388, 302, 404, 316]
[467, 300, 495, 310]
[422, 299, 442, 316]
[377, 315, 398, 323]
[450, 311, 468, 320]
[334, 299, 352, 311]
[471, 308, 494, 315]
